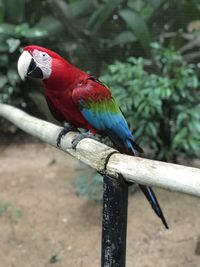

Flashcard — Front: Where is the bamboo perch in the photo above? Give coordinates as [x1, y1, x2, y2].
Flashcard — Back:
[0, 103, 200, 197]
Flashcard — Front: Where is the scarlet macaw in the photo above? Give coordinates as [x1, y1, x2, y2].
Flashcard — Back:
[18, 45, 168, 229]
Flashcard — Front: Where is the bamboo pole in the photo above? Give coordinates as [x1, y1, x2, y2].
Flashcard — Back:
[0, 103, 200, 197]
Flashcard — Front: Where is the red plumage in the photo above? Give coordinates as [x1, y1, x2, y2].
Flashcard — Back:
[25, 45, 108, 134]
[20, 45, 168, 229]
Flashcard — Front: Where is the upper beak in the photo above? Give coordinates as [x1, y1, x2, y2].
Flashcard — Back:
[17, 51, 43, 80]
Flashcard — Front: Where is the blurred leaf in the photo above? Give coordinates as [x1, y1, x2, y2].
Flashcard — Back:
[34, 15, 64, 39]
[173, 128, 187, 148]
[86, 0, 122, 33]
[0, 2, 4, 22]
[7, 69, 19, 86]
[119, 9, 151, 56]
[68, 0, 95, 18]
[16, 23, 48, 39]
[189, 139, 198, 151]
[148, 122, 157, 137]
[6, 38, 20, 53]
[0, 54, 8, 67]
[3, 0, 25, 24]
[109, 31, 137, 47]
[176, 112, 187, 128]
[0, 23, 16, 36]
[0, 43, 8, 52]
[0, 75, 7, 89]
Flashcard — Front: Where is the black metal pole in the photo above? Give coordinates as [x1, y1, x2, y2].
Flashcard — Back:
[101, 175, 128, 267]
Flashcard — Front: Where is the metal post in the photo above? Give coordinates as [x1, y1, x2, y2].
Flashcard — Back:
[101, 175, 128, 267]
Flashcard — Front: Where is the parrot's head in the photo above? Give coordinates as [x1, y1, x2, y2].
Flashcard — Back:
[17, 45, 65, 81]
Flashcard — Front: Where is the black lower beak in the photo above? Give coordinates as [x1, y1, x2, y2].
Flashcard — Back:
[27, 58, 43, 79]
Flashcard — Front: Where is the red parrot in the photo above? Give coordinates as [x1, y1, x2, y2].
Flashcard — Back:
[17, 45, 168, 229]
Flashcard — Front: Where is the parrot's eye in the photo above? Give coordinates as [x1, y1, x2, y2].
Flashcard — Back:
[41, 52, 49, 61]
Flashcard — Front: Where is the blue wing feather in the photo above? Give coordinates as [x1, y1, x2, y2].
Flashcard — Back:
[81, 106, 144, 154]
[82, 107, 132, 140]
[72, 79, 168, 229]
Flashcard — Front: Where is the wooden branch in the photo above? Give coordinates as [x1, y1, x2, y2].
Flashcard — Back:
[0, 103, 200, 197]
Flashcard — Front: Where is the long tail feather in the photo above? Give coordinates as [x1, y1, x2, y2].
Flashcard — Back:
[109, 131, 168, 228]
[124, 138, 169, 229]
[139, 185, 169, 229]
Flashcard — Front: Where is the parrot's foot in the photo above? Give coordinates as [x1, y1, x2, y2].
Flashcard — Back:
[71, 131, 96, 149]
[57, 123, 77, 147]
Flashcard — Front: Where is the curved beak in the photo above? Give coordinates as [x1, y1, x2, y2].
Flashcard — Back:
[17, 51, 43, 80]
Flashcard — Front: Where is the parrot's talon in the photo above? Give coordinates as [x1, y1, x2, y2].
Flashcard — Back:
[56, 124, 77, 148]
[71, 132, 95, 149]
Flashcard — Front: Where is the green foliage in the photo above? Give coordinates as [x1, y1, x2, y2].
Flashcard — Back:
[0, 31, 22, 106]
[100, 43, 200, 161]
[1, 0, 200, 112]
[74, 165, 102, 202]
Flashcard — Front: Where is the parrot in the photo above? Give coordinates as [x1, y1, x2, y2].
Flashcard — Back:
[17, 45, 168, 229]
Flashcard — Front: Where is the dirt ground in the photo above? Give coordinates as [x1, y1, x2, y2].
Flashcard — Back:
[0, 139, 200, 267]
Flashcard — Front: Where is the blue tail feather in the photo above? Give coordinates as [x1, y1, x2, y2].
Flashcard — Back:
[139, 185, 169, 229]
[125, 138, 169, 229]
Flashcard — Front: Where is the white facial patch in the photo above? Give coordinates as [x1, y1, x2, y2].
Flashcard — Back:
[17, 51, 32, 80]
[32, 49, 52, 79]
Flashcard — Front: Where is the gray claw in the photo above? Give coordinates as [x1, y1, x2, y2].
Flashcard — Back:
[71, 131, 95, 149]
[57, 124, 77, 147]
